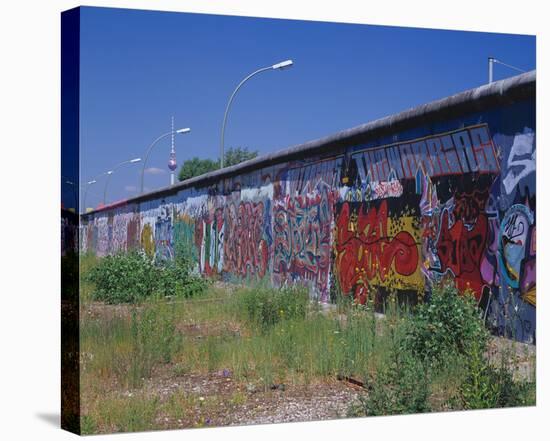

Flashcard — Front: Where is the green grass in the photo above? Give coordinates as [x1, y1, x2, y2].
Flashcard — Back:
[158, 287, 398, 389]
[80, 284, 396, 412]
[81, 300, 182, 390]
[79, 267, 536, 433]
[94, 394, 160, 433]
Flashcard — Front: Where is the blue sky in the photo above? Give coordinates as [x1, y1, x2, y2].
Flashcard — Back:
[78, 6, 535, 210]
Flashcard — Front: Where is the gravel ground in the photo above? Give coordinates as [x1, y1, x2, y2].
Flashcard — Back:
[137, 366, 363, 429]
[486, 336, 536, 382]
[229, 382, 361, 425]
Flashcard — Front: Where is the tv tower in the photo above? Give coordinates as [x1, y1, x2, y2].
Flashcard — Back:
[168, 116, 177, 185]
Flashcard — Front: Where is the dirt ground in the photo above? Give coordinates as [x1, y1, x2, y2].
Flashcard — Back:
[134, 337, 535, 430]
[141, 367, 363, 429]
[80, 298, 536, 431]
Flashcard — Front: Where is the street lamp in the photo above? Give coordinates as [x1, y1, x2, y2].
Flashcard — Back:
[488, 57, 526, 83]
[82, 179, 99, 213]
[103, 158, 142, 205]
[220, 59, 293, 169]
[140, 127, 191, 193]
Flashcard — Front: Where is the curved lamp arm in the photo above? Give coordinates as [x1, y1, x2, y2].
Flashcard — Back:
[140, 132, 171, 194]
[140, 128, 191, 194]
[220, 60, 293, 169]
[82, 173, 105, 214]
[103, 158, 141, 205]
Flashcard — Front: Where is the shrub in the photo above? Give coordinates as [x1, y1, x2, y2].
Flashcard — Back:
[154, 260, 209, 299]
[85, 251, 207, 304]
[460, 340, 536, 409]
[400, 283, 488, 364]
[458, 340, 499, 409]
[350, 348, 431, 417]
[86, 252, 157, 303]
[348, 282, 535, 417]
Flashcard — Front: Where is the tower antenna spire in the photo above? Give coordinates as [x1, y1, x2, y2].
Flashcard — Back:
[171, 116, 175, 153]
[168, 115, 177, 185]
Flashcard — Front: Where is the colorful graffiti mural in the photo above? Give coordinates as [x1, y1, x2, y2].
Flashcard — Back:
[273, 182, 334, 301]
[81, 97, 536, 343]
[334, 200, 421, 303]
[223, 200, 270, 279]
[153, 206, 174, 263]
[419, 184, 491, 299]
[350, 125, 499, 182]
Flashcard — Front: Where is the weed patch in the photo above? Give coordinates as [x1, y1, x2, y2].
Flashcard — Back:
[81, 301, 182, 389]
[79, 280, 535, 433]
[233, 285, 309, 330]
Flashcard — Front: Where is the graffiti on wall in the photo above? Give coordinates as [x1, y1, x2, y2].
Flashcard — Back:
[153, 206, 173, 263]
[173, 214, 198, 265]
[196, 206, 225, 275]
[141, 223, 154, 258]
[223, 199, 271, 279]
[273, 182, 335, 301]
[520, 225, 536, 307]
[499, 204, 535, 300]
[341, 169, 404, 203]
[81, 116, 536, 343]
[126, 214, 140, 251]
[334, 200, 421, 303]
[418, 180, 491, 299]
[351, 125, 499, 182]
[502, 129, 535, 195]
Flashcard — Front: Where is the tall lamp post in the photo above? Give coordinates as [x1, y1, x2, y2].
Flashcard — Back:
[83, 180, 112, 213]
[82, 178, 100, 213]
[103, 158, 142, 205]
[220, 59, 293, 169]
[140, 126, 191, 193]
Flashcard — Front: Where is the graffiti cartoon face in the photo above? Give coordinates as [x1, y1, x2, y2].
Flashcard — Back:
[500, 205, 533, 287]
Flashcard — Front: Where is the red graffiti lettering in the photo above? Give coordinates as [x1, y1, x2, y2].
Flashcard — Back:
[436, 209, 487, 298]
[335, 200, 419, 303]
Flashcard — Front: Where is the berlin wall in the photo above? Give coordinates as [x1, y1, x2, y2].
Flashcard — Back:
[81, 71, 536, 343]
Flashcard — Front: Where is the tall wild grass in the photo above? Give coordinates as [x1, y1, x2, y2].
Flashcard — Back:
[79, 255, 536, 432]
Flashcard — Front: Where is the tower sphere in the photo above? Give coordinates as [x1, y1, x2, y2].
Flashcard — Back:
[168, 157, 177, 171]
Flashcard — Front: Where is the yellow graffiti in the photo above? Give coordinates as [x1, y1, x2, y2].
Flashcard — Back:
[523, 286, 536, 307]
[141, 223, 154, 258]
[367, 216, 423, 291]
